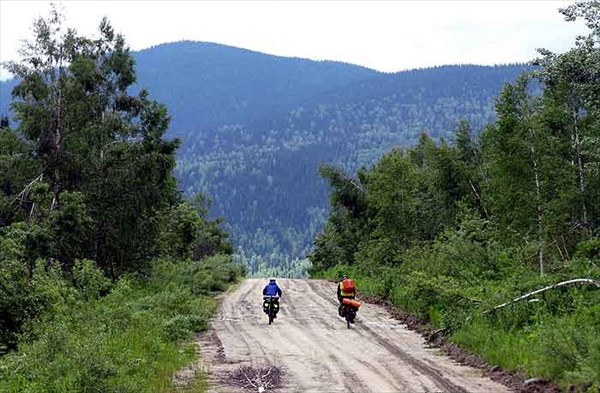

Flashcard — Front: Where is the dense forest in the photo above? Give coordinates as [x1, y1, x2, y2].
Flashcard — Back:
[1, 45, 530, 277]
[175, 64, 530, 275]
[0, 9, 242, 390]
[310, 1, 599, 389]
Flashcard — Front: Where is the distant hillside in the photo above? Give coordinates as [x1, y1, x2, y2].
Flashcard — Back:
[174, 64, 531, 275]
[0, 79, 17, 118]
[1, 41, 378, 130]
[133, 41, 378, 135]
[1, 42, 530, 275]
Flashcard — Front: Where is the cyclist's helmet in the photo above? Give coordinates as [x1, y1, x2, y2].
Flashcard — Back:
[269, 278, 276, 282]
[341, 274, 348, 280]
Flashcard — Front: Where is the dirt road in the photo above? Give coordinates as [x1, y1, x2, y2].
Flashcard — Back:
[196, 279, 509, 392]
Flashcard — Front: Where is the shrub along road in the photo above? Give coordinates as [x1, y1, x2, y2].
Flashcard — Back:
[195, 279, 508, 392]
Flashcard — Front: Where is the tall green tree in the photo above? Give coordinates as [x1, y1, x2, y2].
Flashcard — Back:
[482, 76, 553, 274]
[0, 121, 40, 226]
[363, 148, 419, 264]
[3, 6, 181, 274]
[453, 119, 489, 219]
[309, 164, 369, 270]
[534, 0, 600, 237]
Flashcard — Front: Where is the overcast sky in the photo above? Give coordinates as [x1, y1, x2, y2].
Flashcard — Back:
[0, 1, 587, 80]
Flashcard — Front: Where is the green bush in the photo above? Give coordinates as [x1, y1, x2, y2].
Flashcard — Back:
[575, 238, 600, 261]
[163, 315, 195, 341]
[0, 256, 241, 392]
[72, 259, 111, 300]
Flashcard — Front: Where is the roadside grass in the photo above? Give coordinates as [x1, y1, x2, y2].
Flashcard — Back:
[0, 255, 242, 393]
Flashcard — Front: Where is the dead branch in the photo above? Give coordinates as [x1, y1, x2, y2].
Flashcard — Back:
[456, 294, 482, 303]
[554, 239, 566, 262]
[241, 368, 256, 388]
[467, 178, 489, 219]
[10, 173, 43, 206]
[339, 171, 365, 194]
[485, 278, 600, 313]
[29, 202, 36, 219]
[262, 367, 273, 379]
[225, 364, 284, 391]
[50, 196, 57, 211]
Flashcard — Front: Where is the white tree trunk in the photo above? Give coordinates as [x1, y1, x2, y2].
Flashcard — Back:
[572, 108, 590, 234]
[51, 43, 65, 210]
[468, 178, 489, 219]
[529, 131, 544, 276]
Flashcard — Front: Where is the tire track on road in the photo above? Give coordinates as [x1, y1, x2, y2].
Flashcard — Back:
[307, 280, 468, 393]
[282, 280, 373, 393]
[198, 279, 508, 393]
[357, 321, 468, 393]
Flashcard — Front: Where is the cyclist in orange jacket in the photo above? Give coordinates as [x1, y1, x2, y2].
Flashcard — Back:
[337, 274, 356, 316]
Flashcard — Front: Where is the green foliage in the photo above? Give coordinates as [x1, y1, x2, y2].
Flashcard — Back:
[72, 259, 111, 301]
[0, 252, 74, 353]
[310, 3, 600, 387]
[0, 257, 242, 392]
[48, 192, 94, 271]
[0, 126, 39, 226]
[453, 299, 600, 386]
[156, 197, 233, 261]
[1, 6, 188, 277]
[575, 238, 600, 261]
[0, 12, 237, 393]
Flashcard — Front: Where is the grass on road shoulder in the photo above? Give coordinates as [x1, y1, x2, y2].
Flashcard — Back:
[0, 255, 243, 393]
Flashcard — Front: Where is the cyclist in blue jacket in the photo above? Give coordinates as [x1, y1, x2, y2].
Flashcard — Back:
[263, 278, 282, 297]
[262, 279, 282, 316]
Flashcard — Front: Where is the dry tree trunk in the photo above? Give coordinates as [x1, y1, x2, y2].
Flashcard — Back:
[468, 178, 489, 219]
[486, 278, 600, 313]
[528, 133, 544, 276]
[50, 43, 66, 211]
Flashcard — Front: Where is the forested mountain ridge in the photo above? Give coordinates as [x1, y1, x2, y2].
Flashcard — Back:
[123, 41, 379, 135]
[1, 42, 530, 276]
[175, 64, 531, 274]
[1, 40, 378, 130]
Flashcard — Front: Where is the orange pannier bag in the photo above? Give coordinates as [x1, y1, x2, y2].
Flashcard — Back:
[342, 278, 355, 292]
[342, 298, 361, 309]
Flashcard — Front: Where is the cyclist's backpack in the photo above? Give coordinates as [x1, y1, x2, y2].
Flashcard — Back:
[342, 278, 355, 292]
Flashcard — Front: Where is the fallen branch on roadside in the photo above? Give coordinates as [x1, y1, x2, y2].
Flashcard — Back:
[225, 364, 285, 391]
[485, 278, 600, 314]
